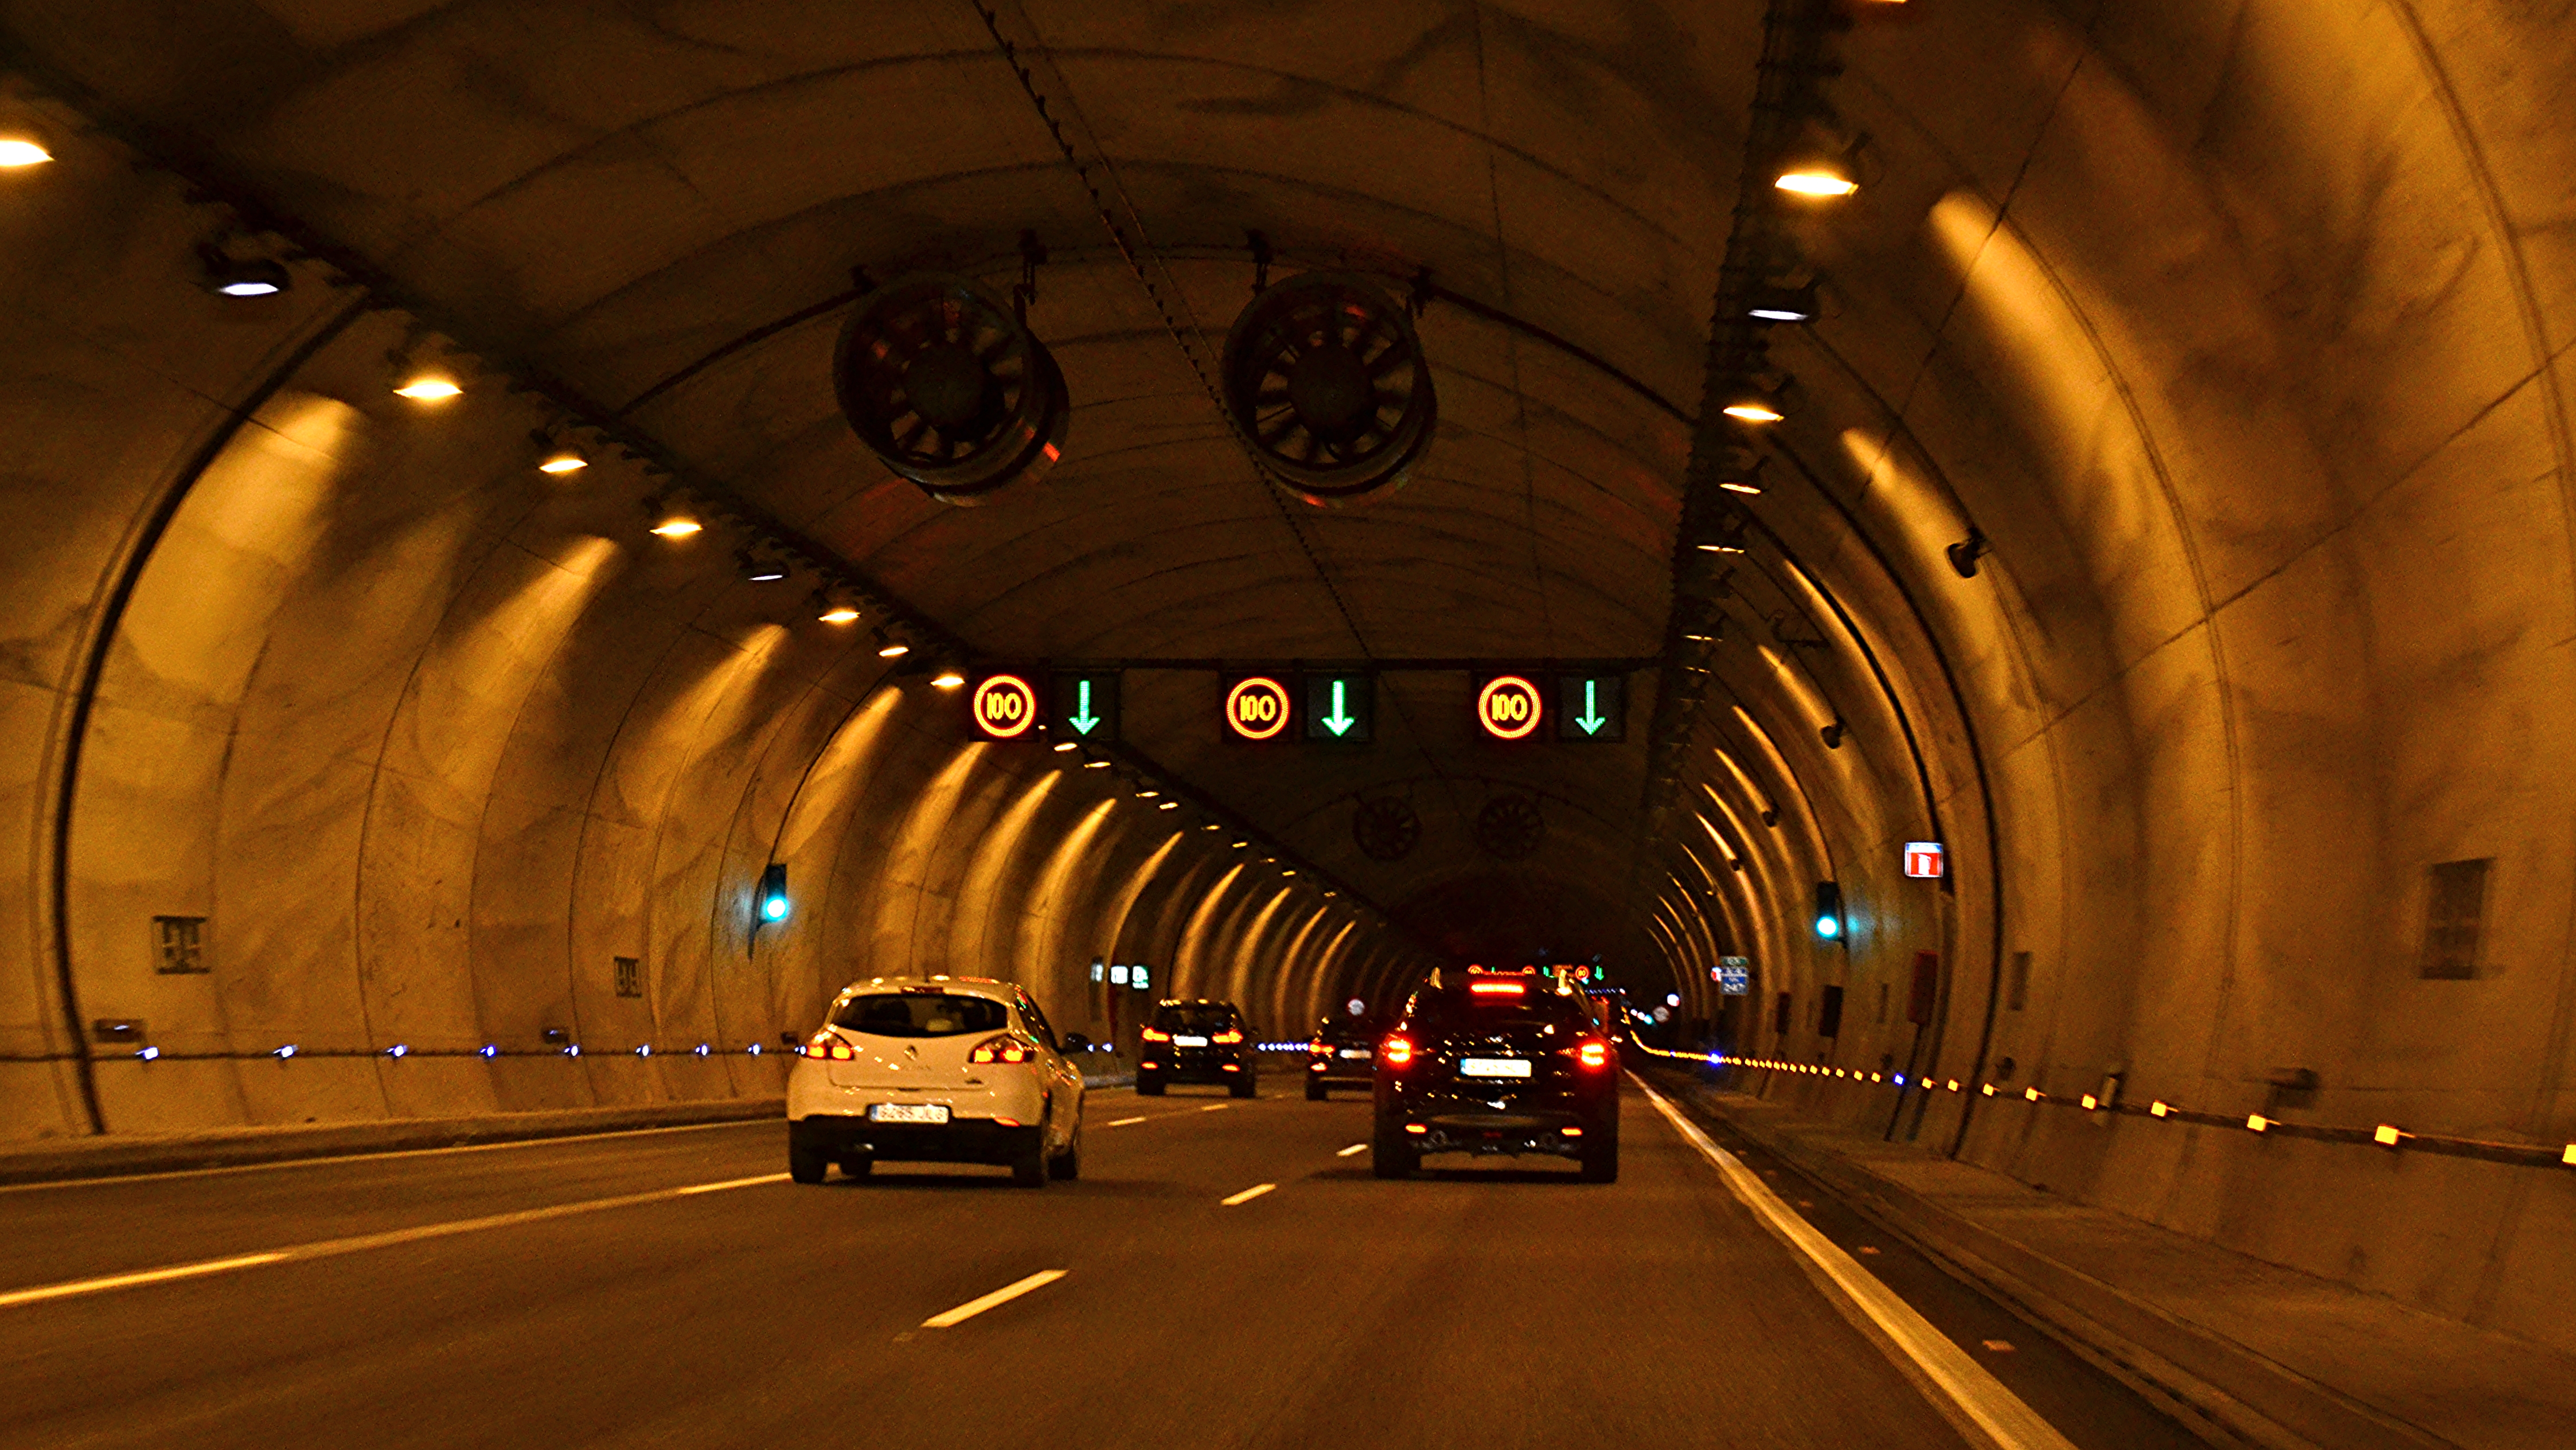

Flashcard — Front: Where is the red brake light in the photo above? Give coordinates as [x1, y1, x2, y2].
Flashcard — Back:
[1381, 1035, 1415, 1068]
[969, 1034, 1032, 1065]
[1577, 1039, 1610, 1070]
[1469, 980, 1527, 998]
[1140, 1027, 1170, 1042]
[803, 1031, 854, 1061]
[1213, 1029, 1243, 1044]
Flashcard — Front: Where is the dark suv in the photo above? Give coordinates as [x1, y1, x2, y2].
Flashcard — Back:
[1138, 999, 1255, 1097]
[1373, 972, 1618, 1181]
[1303, 1015, 1387, 1100]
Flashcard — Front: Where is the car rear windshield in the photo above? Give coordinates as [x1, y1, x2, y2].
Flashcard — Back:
[1154, 1005, 1239, 1031]
[1410, 985, 1587, 1030]
[1320, 1018, 1385, 1041]
[833, 993, 1010, 1038]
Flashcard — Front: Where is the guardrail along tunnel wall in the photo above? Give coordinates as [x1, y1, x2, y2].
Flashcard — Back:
[1, 0, 2571, 1358]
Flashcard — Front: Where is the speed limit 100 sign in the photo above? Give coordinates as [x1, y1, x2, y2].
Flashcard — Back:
[1476, 674, 1544, 741]
[1224, 675, 1293, 741]
[969, 673, 1040, 740]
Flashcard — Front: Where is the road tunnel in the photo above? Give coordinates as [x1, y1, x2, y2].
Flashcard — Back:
[1, 3, 2571, 1446]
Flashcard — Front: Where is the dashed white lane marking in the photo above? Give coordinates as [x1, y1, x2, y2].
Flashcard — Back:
[1220, 1183, 1277, 1206]
[1633, 1077, 2078, 1450]
[0, 1171, 791, 1312]
[1336, 1143, 1368, 1158]
[1199, 1103, 1233, 1112]
[922, 1269, 1067, 1328]
[1105, 1116, 1149, 1127]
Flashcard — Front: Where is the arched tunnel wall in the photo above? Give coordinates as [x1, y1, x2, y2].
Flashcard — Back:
[0, 154, 1425, 1141]
[1638, 1, 2576, 1354]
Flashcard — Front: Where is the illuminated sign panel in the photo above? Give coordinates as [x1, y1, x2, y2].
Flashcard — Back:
[1302, 672, 1372, 743]
[969, 672, 1040, 740]
[1555, 673, 1626, 742]
[1903, 842, 1946, 879]
[1716, 956, 1751, 995]
[1050, 671, 1120, 744]
[1224, 675, 1293, 741]
[1476, 674, 1544, 740]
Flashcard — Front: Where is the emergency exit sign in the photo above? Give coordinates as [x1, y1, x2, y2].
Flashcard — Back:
[1903, 842, 1945, 879]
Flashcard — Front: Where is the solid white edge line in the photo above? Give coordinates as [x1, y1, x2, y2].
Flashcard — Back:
[0, 1170, 790, 1312]
[1220, 1182, 1277, 1206]
[1336, 1143, 1368, 1157]
[0, 1252, 290, 1309]
[922, 1269, 1067, 1328]
[1633, 1076, 2079, 1450]
[0, 1117, 776, 1195]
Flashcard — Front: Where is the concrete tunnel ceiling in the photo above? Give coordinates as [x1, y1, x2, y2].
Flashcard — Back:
[5, 0, 2576, 1350]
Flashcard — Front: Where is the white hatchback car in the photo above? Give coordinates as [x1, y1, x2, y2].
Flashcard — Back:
[787, 976, 1085, 1186]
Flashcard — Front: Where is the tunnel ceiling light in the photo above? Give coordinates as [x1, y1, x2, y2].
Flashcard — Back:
[1051, 740, 1079, 753]
[1082, 758, 1111, 769]
[536, 441, 589, 475]
[875, 633, 910, 659]
[817, 603, 860, 624]
[1157, 800, 1178, 810]
[1203, 822, 1224, 831]
[930, 670, 966, 689]
[198, 248, 291, 298]
[394, 370, 463, 401]
[647, 498, 702, 537]
[1774, 136, 1862, 198]
[0, 134, 53, 167]
[1742, 283, 1820, 324]
[1719, 386, 1784, 424]
[1137, 790, 1160, 799]
[1232, 840, 1248, 849]
[739, 551, 789, 583]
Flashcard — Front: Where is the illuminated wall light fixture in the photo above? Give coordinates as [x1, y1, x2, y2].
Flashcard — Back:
[875, 632, 910, 659]
[1082, 758, 1111, 769]
[1742, 283, 1820, 324]
[1051, 740, 1079, 753]
[930, 669, 966, 690]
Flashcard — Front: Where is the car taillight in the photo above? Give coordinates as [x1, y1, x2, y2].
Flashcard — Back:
[1309, 1039, 1329, 1054]
[802, 1031, 854, 1061]
[1213, 1029, 1243, 1044]
[1140, 1027, 1171, 1042]
[1381, 1035, 1415, 1068]
[1576, 1039, 1610, 1070]
[1469, 980, 1526, 998]
[969, 1034, 1033, 1065]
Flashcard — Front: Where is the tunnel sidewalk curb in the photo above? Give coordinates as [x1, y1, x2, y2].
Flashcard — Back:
[1649, 1074, 2481, 1450]
[0, 1097, 786, 1186]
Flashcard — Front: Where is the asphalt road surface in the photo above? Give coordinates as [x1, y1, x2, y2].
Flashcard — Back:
[0, 1074, 2201, 1449]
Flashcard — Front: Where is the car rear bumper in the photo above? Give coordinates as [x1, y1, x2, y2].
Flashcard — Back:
[1138, 1050, 1251, 1083]
[791, 1113, 1039, 1166]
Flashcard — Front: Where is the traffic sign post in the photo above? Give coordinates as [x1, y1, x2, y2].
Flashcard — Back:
[1716, 956, 1751, 995]
[1555, 673, 1626, 742]
[969, 671, 1041, 741]
[1224, 675, 1295, 742]
[1476, 674, 1545, 741]
[1302, 671, 1373, 744]
[1050, 670, 1120, 744]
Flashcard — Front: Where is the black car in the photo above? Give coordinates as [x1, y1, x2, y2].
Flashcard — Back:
[1303, 1015, 1387, 1100]
[1137, 999, 1256, 1097]
[1373, 972, 1619, 1181]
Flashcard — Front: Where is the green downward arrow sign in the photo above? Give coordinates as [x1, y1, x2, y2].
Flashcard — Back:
[1575, 678, 1609, 736]
[1068, 679, 1100, 734]
[1321, 679, 1357, 737]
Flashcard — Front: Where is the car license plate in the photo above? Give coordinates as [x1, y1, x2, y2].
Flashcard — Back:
[1460, 1058, 1531, 1078]
[1340, 1049, 1372, 1060]
[868, 1102, 950, 1124]
[1173, 1035, 1209, 1047]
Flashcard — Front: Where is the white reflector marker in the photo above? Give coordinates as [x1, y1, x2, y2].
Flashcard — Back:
[1633, 1077, 2079, 1450]
[1220, 1183, 1276, 1206]
[922, 1269, 1067, 1328]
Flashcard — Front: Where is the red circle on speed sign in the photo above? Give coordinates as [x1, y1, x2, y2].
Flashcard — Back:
[971, 673, 1039, 740]
[1225, 676, 1291, 741]
[1477, 675, 1543, 740]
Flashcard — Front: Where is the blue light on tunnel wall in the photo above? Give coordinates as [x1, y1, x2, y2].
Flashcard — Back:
[758, 863, 790, 924]
[1813, 881, 1843, 940]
